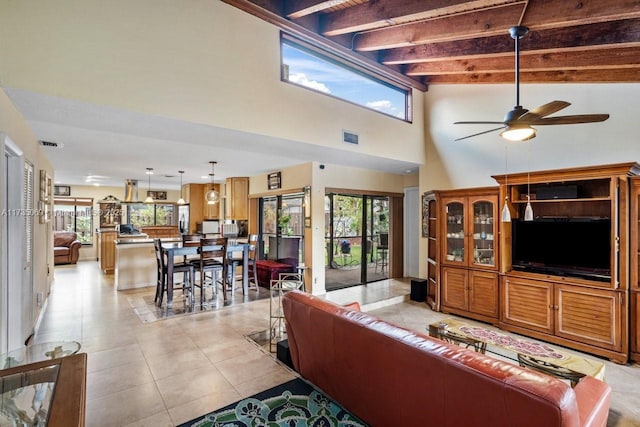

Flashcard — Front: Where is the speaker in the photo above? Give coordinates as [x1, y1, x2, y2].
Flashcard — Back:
[410, 279, 427, 302]
[536, 185, 578, 200]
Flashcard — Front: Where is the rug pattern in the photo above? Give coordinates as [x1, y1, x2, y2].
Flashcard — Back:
[459, 325, 566, 359]
[179, 378, 367, 427]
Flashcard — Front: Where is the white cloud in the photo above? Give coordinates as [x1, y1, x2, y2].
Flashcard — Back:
[366, 99, 400, 116]
[289, 73, 331, 94]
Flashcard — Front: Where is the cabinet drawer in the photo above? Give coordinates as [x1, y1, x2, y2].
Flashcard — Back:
[502, 277, 553, 334]
[555, 284, 622, 350]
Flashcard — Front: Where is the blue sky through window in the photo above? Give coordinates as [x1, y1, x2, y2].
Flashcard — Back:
[282, 41, 408, 120]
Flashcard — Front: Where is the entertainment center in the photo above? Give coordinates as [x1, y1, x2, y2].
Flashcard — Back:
[426, 162, 640, 364]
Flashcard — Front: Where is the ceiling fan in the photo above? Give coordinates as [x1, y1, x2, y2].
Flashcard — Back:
[454, 26, 609, 142]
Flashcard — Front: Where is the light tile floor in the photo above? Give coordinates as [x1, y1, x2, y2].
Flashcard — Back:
[40, 262, 640, 426]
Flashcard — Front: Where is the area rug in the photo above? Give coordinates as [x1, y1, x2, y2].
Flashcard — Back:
[127, 286, 270, 323]
[178, 378, 367, 427]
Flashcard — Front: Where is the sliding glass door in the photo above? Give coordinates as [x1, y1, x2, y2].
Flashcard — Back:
[325, 193, 389, 291]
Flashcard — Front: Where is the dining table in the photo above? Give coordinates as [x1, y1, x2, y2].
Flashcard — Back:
[160, 241, 249, 308]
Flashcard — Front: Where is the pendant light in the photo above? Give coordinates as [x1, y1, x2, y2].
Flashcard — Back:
[501, 145, 511, 222]
[524, 142, 534, 221]
[204, 161, 220, 205]
[176, 170, 186, 205]
[144, 168, 154, 203]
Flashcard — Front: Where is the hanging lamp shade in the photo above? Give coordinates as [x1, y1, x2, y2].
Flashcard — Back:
[204, 161, 219, 205]
[524, 198, 534, 221]
[144, 168, 154, 203]
[177, 170, 186, 205]
[501, 198, 511, 222]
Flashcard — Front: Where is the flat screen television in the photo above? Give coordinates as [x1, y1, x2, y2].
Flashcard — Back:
[511, 218, 611, 282]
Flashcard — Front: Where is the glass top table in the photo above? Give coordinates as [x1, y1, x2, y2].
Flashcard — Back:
[1, 341, 81, 369]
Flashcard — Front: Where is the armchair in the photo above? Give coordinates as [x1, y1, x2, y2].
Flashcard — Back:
[54, 231, 82, 265]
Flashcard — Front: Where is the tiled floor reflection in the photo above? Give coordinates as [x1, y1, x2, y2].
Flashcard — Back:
[41, 262, 640, 426]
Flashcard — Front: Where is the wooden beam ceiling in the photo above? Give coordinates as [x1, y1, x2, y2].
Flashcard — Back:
[224, 0, 640, 89]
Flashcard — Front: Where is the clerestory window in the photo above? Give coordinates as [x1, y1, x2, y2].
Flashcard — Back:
[281, 34, 411, 122]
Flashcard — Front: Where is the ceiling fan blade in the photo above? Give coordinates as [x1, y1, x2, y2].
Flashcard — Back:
[454, 121, 505, 125]
[533, 114, 610, 125]
[455, 126, 505, 141]
[527, 101, 571, 118]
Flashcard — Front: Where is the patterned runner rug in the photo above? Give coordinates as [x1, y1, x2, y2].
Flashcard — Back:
[178, 377, 367, 427]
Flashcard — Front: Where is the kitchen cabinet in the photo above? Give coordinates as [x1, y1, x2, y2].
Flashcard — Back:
[98, 229, 117, 273]
[182, 183, 220, 233]
[225, 177, 249, 219]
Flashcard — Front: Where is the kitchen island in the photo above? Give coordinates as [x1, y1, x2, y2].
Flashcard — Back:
[114, 237, 180, 290]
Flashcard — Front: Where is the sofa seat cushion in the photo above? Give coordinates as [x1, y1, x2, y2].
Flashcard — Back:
[54, 247, 70, 256]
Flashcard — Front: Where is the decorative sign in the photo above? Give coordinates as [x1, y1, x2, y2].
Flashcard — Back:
[147, 190, 167, 200]
[268, 172, 281, 190]
[54, 185, 71, 196]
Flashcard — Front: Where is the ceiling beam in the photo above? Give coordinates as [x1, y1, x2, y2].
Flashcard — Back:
[354, 0, 640, 52]
[221, 0, 427, 90]
[424, 68, 640, 84]
[320, 0, 523, 36]
[286, 0, 353, 19]
[381, 18, 640, 64]
[406, 46, 640, 75]
[354, 3, 524, 51]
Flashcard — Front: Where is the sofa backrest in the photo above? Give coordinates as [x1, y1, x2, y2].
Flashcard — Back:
[54, 231, 78, 247]
[282, 291, 582, 427]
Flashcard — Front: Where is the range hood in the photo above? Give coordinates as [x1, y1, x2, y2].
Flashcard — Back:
[124, 179, 139, 202]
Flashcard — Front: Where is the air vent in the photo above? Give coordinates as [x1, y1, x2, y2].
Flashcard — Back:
[39, 140, 63, 148]
[343, 131, 359, 145]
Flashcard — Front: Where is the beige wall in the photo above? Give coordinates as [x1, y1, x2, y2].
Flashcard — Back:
[250, 161, 409, 293]
[0, 88, 53, 341]
[0, 0, 425, 167]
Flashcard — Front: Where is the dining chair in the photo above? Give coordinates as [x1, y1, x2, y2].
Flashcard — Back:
[153, 238, 195, 307]
[181, 234, 202, 263]
[189, 237, 227, 305]
[375, 232, 389, 273]
[247, 234, 259, 291]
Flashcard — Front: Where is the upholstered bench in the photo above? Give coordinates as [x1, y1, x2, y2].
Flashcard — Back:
[256, 260, 294, 288]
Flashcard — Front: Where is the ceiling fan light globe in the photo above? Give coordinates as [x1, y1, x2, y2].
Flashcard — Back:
[500, 126, 536, 141]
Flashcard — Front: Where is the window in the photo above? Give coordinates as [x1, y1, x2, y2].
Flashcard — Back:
[281, 35, 411, 121]
[53, 198, 93, 245]
[126, 203, 175, 228]
[260, 193, 304, 262]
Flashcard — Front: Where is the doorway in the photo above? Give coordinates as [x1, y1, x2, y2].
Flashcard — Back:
[325, 193, 389, 291]
[1, 135, 28, 353]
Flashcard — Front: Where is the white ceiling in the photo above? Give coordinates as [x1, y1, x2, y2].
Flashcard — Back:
[6, 89, 420, 190]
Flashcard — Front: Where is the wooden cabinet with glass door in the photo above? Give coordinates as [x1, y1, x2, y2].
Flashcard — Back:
[630, 176, 640, 362]
[424, 191, 439, 311]
[437, 187, 499, 323]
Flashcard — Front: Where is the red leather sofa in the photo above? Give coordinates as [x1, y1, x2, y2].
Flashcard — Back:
[282, 291, 611, 427]
[53, 231, 81, 265]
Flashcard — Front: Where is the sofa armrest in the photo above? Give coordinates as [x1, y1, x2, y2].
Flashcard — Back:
[69, 240, 82, 263]
[573, 375, 611, 427]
